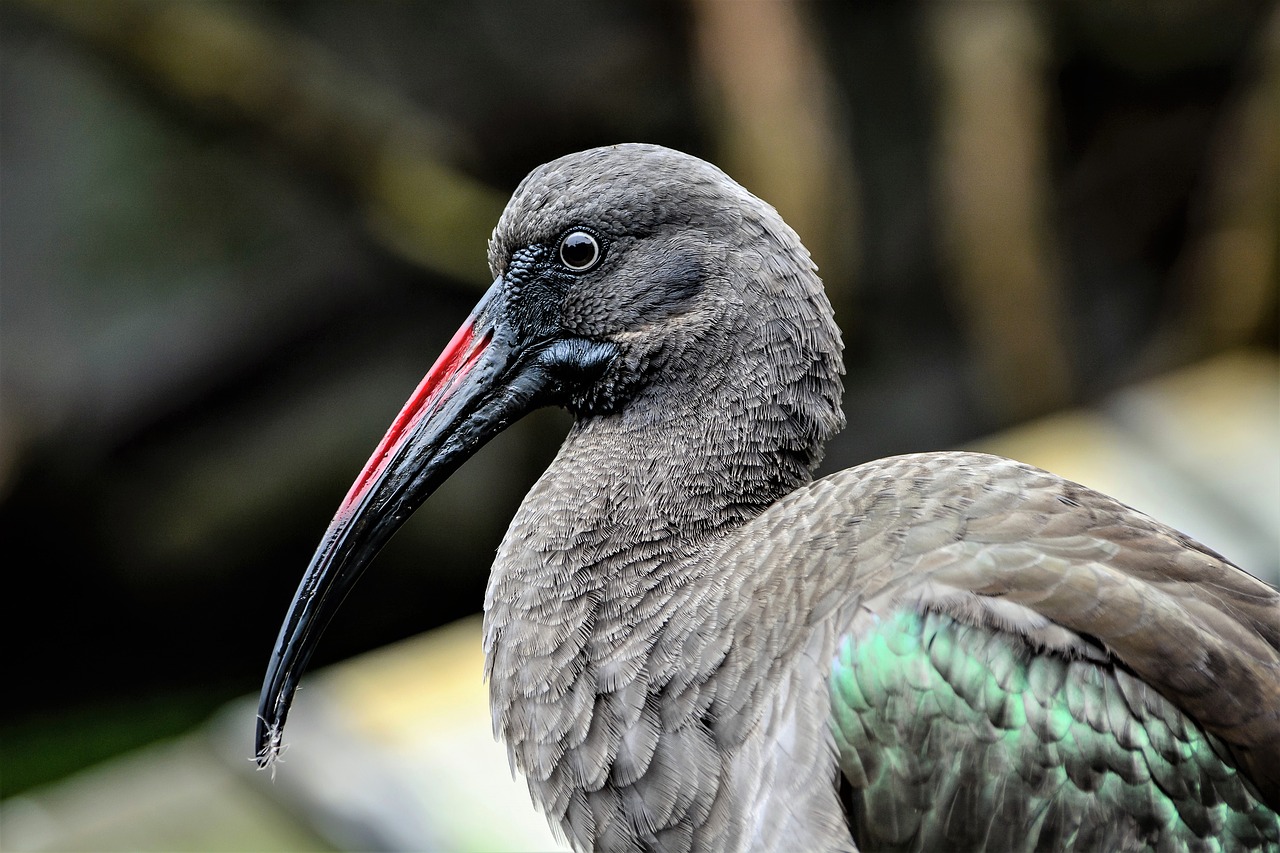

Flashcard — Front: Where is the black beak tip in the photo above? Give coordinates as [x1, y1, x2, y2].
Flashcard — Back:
[253, 667, 290, 771]
[254, 712, 285, 771]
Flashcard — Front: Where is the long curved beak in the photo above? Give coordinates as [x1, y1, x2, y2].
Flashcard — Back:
[255, 279, 540, 767]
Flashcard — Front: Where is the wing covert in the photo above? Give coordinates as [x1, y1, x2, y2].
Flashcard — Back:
[714, 451, 1280, 807]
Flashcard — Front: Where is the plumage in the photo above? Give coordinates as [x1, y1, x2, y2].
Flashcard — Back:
[258, 143, 1280, 852]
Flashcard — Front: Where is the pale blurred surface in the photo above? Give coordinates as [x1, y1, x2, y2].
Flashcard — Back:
[4, 349, 1274, 853]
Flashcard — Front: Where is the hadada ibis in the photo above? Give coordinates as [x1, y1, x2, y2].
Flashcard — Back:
[257, 143, 1280, 851]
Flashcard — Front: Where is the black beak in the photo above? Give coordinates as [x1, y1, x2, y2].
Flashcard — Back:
[254, 278, 611, 767]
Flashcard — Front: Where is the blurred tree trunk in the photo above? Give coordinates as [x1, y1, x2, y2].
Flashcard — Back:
[689, 0, 861, 331]
[1166, 3, 1279, 357]
[928, 0, 1074, 420]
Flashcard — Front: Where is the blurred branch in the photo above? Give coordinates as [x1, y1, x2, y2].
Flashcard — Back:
[16, 0, 505, 285]
[928, 0, 1074, 420]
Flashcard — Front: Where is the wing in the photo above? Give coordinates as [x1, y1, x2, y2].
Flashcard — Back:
[714, 451, 1280, 843]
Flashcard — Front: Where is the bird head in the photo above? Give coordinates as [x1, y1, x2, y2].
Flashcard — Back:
[255, 143, 843, 766]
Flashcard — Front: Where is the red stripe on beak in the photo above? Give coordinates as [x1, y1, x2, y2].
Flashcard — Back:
[337, 320, 491, 518]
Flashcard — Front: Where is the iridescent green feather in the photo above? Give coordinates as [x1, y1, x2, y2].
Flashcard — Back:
[829, 610, 1280, 851]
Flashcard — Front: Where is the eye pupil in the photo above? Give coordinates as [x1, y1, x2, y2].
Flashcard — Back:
[559, 231, 600, 271]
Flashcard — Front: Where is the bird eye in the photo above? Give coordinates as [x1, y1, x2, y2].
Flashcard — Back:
[558, 231, 601, 272]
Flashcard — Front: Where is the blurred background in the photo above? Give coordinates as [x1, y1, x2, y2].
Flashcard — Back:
[1, 1, 1276, 850]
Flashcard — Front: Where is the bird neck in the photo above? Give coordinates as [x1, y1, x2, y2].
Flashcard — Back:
[486, 320, 843, 619]
[555, 345, 831, 540]
[481, 260, 845, 842]
[481, 340, 842, 840]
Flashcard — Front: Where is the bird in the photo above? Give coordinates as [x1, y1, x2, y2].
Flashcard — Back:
[257, 143, 1280, 852]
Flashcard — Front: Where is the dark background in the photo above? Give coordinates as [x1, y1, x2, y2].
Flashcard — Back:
[2, 0, 1276, 796]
